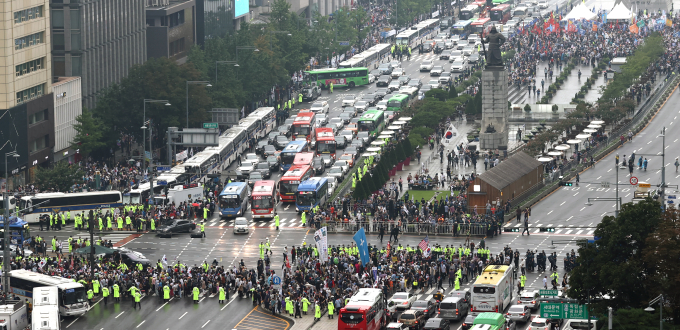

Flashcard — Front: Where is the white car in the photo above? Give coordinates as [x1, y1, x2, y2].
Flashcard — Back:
[389, 292, 417, 310]
[327, 166, 345, 181]
[445, 40, 455, 49]
[451, 61, 466, 72]
[430, 66, 444, 76]
[462, 46, 475, 56]
[439, 72, 452, 84]
[310, 101, 329, 114]
[368, 74, 376, 83]
[467, 34, 479, 44]
[450, 50, 464, 60]
[355, 100, 369, 113]
[391, 68, 405, 78]
[527, 318, 551, 330]
[233, 217, 249, 234]
[376, 100, 388, 111]
[388, 80, 401, 91]
[427, 80, 441, 89]
[342, 97, 356, 107]
[450, 35, 460, 43]
[334, 160, 349, 174]
[538, 0, 548, 8]
[316, 114, 328, 126]
[419, 60, 434, 72]
[399, 86, 419, 97]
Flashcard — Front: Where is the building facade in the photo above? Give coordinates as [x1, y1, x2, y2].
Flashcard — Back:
[52, 76, 81, 163]
[146, 0, 196, 64]
[1, 0, 55, 189]
[50, 0, 147, 110]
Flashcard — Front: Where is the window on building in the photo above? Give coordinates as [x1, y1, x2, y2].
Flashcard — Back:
[29, 109, 48, 125]
[169, 38, 186, 56]
[165, 10, 185, 28]
[53, 57, 65, 76]
[15, 58, 45, 77]
[71, 33, 81, 50]
[14, 6, 44, 24]
[30, 135, 50, 153]
[70, 9, 80, 29]
[146, 18, 155, 26]
[15, 32, 44, 50]
[52, 9, 64, 29]
[52, 33, 64, 51]
[72, 56, 82, 76]
[16, 84, 45, 105]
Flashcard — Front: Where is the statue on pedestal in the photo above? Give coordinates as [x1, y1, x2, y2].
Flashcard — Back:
[486, 124, 496, 133]
[480, 26, 506, 67]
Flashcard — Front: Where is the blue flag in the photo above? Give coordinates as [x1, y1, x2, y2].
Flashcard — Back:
[353, 228, 370, 265]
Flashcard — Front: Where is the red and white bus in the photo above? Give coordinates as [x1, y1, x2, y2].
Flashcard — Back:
[471, 18, 493, 37]
[315, 127, 337, 158]
[293, 152, 315, 167]
[251, 180, 277, 219]
[278, 165, 313, 202]
[339, 288, 386, 330]
[489, 4, 511, 23]
[292, 111, 316, 141]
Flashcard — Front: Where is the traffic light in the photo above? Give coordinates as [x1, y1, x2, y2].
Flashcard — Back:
[559, 181, 573, 186]
[540, 227, 556, 232]
[504, 228, 520, 232]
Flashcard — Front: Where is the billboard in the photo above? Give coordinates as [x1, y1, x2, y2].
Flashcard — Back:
[235, 0, 249, 18]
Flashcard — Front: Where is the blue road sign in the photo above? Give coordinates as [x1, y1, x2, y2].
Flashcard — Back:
[157, 181, 168, 186]
[156, 166, 171, 172]
[272, 275, 281, 285]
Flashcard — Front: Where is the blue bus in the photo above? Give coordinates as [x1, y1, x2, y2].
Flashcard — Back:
[451, 20, 473, 39]
[218, 182, 250, 218]
[295, 177, 329, 213]
[0, 216, 31, 246]
[280, 141, 309, 172]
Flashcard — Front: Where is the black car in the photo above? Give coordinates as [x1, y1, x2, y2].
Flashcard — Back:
[255, 162, 271, 179]
[434, 42, 446, 54]
[312, 157, 325, 175]
[377, 75, 392, 87]
[335, 136, 347, 149]
[277, 124, 292, 137]
[362, 93, 379, 105]
[267, 131, 280, 144]
[256, 140, 269, 154]
[157, 219, 195, 237]
[351, 138, 365, 152]
[411, 299, 437, 318]
[421, 43, 433, 52]
[266, 155, 280, 171]
[115, 248, 152, 268]
[504, 320, 517, 330]
[248, 172, 263, 188]
[461, 315, 476, 330]
[375, 88, 389, 100]
[302, 85, 321, 101]
[274, 135, 290, 149]
[263, 145, 277, 157]
[423, 318, 450, 330]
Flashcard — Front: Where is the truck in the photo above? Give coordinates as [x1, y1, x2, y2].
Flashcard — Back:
[31, 305, 60, 330]
[0, 301, 29, 330]
[33, 287, 59, 307]
[153, 184, 204, 207]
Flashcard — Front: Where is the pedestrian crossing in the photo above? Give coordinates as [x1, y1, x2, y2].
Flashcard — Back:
[206, 218, 304, 228]
[72, 233, 133, 245]
[503, 222, 595, 235]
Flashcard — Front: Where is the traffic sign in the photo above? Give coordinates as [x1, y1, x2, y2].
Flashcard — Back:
[157, 181, 168, 186]
[668, 195, 677, 199]
[630, 176, 638, 185]
[639, 183, 651, 188]
[539, 290, 559, 296]
[203, 122, 219, 129]
[540, 303, 589, 319]
[272, 275, 281, 285]
[156, 166, 171, 172]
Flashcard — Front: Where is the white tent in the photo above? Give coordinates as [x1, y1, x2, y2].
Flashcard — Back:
[606, 2, 634, 21]
[562, 3, 598, 20]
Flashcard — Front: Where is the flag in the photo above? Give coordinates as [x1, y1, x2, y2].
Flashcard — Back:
[418, 235, 429, 251]
[353, 228, 370, 265]
[386, 241, 391, 259]
[162, 255, 168, 268]
[314, 227, 329, 263]
[39, 259, 47, 269]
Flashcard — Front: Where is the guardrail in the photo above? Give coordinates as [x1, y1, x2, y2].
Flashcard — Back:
[324, 220, 490, 237]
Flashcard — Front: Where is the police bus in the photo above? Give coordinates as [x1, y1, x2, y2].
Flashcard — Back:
[20, 191, 123, 224]
[470, 265, 515, 315]
[219, 182, 250, 218]
[295, 177, 329, 212]
[9, 269, 89, 316]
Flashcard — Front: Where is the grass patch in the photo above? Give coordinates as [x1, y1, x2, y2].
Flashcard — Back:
[404, 190, 458, 202]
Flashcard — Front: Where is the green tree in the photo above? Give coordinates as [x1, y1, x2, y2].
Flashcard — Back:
[353, 176, 366, 199]
[72, 108, 106, 157]
[567, 198, 662, 311]
[34, 162, 85, 192]
[395, 141, 407, 162]
[402, 138, 414, 157]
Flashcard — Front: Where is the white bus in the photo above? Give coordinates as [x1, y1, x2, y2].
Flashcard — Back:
[9, 270, 89, 316]
[20, 191, 123, 224]
[470, 264, 515, 315]
[512, 6, 529, 19]
[32, 305, 60, 330]
[33, 286, 59, 307]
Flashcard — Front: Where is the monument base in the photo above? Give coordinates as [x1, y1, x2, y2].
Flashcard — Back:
[479, 66, 509, 150]
[480, 132, 508, 150]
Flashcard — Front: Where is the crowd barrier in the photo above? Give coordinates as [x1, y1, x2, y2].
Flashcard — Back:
[324, 220, 489, 236]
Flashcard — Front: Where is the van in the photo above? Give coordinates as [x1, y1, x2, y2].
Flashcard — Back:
[439, 297, 469, 320]
[563, 319, 598, 330]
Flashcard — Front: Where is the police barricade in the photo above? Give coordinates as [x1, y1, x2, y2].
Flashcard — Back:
[324, 220, 489, 236]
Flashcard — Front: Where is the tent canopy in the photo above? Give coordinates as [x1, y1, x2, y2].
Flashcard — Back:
[607, 2, 634, 20]
[74, 244, 116, 255]
[562, 3, 598, 20]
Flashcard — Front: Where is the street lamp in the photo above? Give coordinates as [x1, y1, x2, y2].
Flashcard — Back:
[185, 81, 212, 128]
[3, 151, 19, 296]
[215, 61, 239, 83]
[143, 99, 170, 172]
[236, 46, 259, 64]
[645, 294, 665, 330]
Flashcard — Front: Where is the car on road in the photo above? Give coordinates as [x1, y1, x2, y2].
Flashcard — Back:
[430, 66, 444, 76]
[334, 136, 347, 149]
[376, 100, 388, 111]
[343, 107, 358, 117]
[389, 80, 401, 91]
[233, 217, 249, 234]
[456, 39, 468, 50]
[527, 318, 551, 330]
[311, 157, 325, 175]
[505, 320, 517, 330]
[339, 154, 355, 167]
[421, 43, 433, 52]
[445, 39, 455, 49]
[274, 135, 290, 150]
[427, 80, 441, 89]
[518, 291, 541, 310]
[338, 129, 355, 141]
[255, 162, 271, 179]
[265, 155, 279, 172]
[538, 0, 548, 8]
[439, 72, 452, 84]
[377, 75, 393, 87]
[389, 61, 401, 69]
[357, 131, 371, 144]
[247, 171, 263, 188]
[392, 68, 405, 78]
[339, 112, 353, 124]
[255, 140, 270, 155]
[410, 299, 437, 318]
[420, 60, 434, 72]
[310, 101, 329, 114]
[158, 219, 195, 237]
[334, 160, 349, 174]
[423, 318, 450, 330]
[237, 162, 255, 176]
[389, 292, 417, 310]
[506, 305, 530, 323]
[277, 124, 292, 137]
[438, 296, 468, 320]
[434, 42, 446, 54]
[263, 145, 277, 157]
[327, 166, 345, 181]
[467, 34, 479, 44]
[267, 131, 280, 144]
[408, 78, 422, 89]
[350, 138, 365, 152]
[461, 315, 477, 330]
[399, 310, 427, 330]
[387, 322, 410, 330]
[320, 154, 334, 167]
[398, 75, 411, 85]
[450, 61, 466, 72]
[316, 114, 328, 126]
[440, 50, 452, 60]
[375, 88, 389, 100]
[362, 93, 379, 105]
[468, 53, 480, 63]
[462, 46, 475, 56]
[301, 85, 321, 101]
[342, 96, 356, 107]
[378, 63, 393, 75]
[399, 86, 419, 97]
[355, 101, 369, 113]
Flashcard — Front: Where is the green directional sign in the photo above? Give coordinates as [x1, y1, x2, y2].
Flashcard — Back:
[203, 122, 219, 129]
[539, 290, 559, 296]
[540, 303, 589, 319]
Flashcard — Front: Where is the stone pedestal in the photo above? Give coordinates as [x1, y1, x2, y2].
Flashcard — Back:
[479, 66, 509, 150]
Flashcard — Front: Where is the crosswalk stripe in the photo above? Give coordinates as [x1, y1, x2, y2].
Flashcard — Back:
[514, 223, 521, 228]
[533, 229, 540, 233]
[535, 223, 543, 227]
[587, 230, 595, 235]
[555, 229, 563, 234]
[576, 230, 584, 235]
[565, 230, 573, 235]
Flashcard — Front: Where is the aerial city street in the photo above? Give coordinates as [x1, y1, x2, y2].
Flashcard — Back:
[1, 0, 679, 329]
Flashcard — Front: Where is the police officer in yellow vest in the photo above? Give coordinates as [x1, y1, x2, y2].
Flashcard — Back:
[163, 285, 171, 302]
[102, 286, 110, 305]
[314, 302, 321, 320]
[274, 214, 280, 230]
[200, 221, 205, 238]
[219, 286, 226, 304]
[193, 286, 200, 304]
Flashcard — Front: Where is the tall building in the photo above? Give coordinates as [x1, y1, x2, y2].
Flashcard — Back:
[146, 0, 197, 64]
[0, 0, 55, 189]
[50, 0, 147, 109]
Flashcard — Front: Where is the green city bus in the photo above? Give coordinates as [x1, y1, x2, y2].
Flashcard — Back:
[358, 110, 386, 136]
[386, 94, 410, 112]
[304, 67, 370, 89]
[492, 0, 513, 5]
[472, 313, 506, 329]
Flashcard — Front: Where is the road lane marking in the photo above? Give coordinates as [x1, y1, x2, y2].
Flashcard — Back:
[567, 216, 573, 221]
[179, 312, 188, 319]
[136, 321, 146, 328]
[202, 320, 211, 328]
[116, 312, 125, 318]
[579, 207, 585, 211]
[547, 211, 553, 215]
[573, 192, 579, 196]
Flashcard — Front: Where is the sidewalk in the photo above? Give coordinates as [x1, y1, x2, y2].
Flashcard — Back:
[290, 308, 336, 330]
